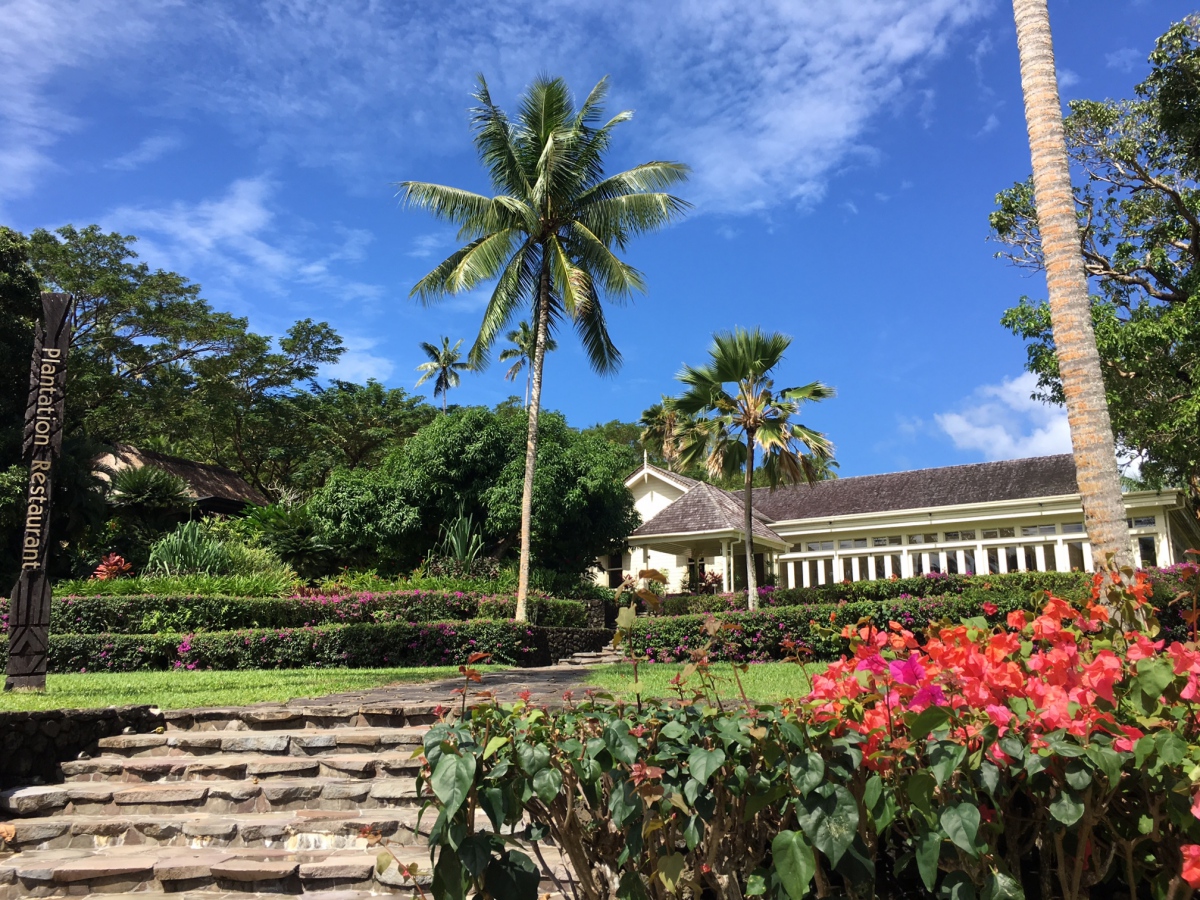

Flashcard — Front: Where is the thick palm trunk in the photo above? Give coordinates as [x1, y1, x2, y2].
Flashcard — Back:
[1012, 0, 1132, 569]
[515, 262, 551, 617]
[744, 436, 758, 611]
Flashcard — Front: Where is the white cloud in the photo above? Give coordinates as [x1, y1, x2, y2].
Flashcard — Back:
[105, 176, 384, 308]
[1105, 47, 1142, 73]
[977, 113, 1000, 136]
[0, 0, 165, 209]
[325, 335, 395, 383]
[1057, 67, 1080, 89]
[2, 0, 990, 214]
[935, 372, 1073, 460]
[840, 200, 859, 214]
[105, 133, 183, 171]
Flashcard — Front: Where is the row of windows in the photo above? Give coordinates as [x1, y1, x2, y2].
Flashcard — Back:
[803, 517, 1158, 554]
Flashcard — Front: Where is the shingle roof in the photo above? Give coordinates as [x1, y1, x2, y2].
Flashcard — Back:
[625, 462, 703, 492]
[632, 481, 786, 543]
[97, 444, 269, 508]
[749, 454, 1080, 522]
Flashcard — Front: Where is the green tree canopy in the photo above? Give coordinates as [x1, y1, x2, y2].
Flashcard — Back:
[991, 16, 1200, 497]
[311, 405, 638, 576]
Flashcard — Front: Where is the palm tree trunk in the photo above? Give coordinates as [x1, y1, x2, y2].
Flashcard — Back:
[525, 369, 530, 410]
[442, 388, 446, 415]
[516, 259, 551, 617]
[1012, 0, 1132, 570]
[744, 434, 758, 611]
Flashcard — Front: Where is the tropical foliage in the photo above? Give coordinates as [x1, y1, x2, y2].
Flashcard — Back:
[410, 567, 1200, 900]
[397, 74, 689, 612]
[416, 336, 472, 413]
[673, 328, 834, 608]
[498, 321, 557, 409]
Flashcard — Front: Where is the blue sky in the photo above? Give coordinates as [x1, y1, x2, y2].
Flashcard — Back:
[2, 0, 1190, 477]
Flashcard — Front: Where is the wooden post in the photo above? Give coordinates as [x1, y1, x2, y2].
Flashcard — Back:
[6, 292, 71, 692]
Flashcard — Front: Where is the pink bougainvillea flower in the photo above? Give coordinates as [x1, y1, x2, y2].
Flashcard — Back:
[889, 653, 925, 686]
[909, 684, 946, 711]
[1183, 845, 1200, 889]
[855, 654, 888, 676]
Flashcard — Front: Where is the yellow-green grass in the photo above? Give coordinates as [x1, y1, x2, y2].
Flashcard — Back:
[584, 661, 828, 704]
[0, 665, 508, 712]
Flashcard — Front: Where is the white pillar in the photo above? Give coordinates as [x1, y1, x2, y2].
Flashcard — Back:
[1083, 541, 1094, 570]
[786, 560, 796, 588]
[1034, 545, 1046, 572]
[1053, 543, 1069, 572]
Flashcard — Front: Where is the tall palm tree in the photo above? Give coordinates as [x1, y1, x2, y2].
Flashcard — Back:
[498, 320, 557, 409]
[1011, 0, 1132, 569]
[674, 327, 834, 610]
[397, 75, 690, 616]
[638, 397, 702, 473]
[414, 337, 470, 414]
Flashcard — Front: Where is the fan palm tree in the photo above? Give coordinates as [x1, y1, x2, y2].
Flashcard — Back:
[638, 397, 695, 473]
[674, 328, 834, 610]
[415, 337, 470, 414]
[1011, 0, 1131, 569]
[397, 75, 690, 616]
[498, 320, 557, 409]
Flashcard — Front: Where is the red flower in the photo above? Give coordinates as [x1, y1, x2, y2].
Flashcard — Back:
[1183, 845, 1200, 889]
[517, 690, 532, 703]
[982, 601, 998, 616]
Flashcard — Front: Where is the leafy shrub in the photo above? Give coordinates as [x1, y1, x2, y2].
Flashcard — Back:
[102, 465, 194, 568]
[409, 569, 1200, 900]
[478, 597, 587, 628]
[53, 572, 298, 598]
[243, 502, 337, 580]
[147, 521, 232, 576]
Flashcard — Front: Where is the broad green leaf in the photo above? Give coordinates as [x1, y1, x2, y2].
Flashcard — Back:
[1157, 731, 1188, 766]
[797, 785, 859, 866]
[605, 721, 639, 766]
[1046, 739, 1085, 758]
[484, 736, 509, 760]
[929, 741, 968, 787]
[657, 853, 685, 894]
[1049, 791, 1085, 826]
[516, 741, 550, 775]
[790, 751, 825, 797]
[458, 833, 494, 878]
[940, 803, 981, 857]
[376, 852, 391, 876]
[432, 847, 466, 900]
[907, 771, 936, 815]
[939, 870, 977, 900]
[772, 830, 816, 900]
[684, 814, 702, 851]
[659, 721, 688, 741]
[979, 763, 999, 796]
[1085, 745, 1122, 784]
[863, 775, 882, 810]
[1137, 658, 1175, 699]
[532, 767, 563, 803]
[909, 706, 952, 740]
[1064, 761, 1092, 791]
[982, 870, 1025, 900]
[915, 830, 941, 892]
[617, 871, 650, 900]
[430, 753, 476, 818]
[688, 747, 726, 783]
[479, 787, 507, 831]
[483, 850, 539, 900]
[746, 872, 768, 896]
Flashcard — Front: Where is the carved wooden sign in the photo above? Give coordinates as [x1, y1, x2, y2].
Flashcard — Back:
[6, 292, 71, 691]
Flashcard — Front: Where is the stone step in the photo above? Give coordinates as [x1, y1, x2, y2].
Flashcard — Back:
[0, 808, 443, 852]
[161, 703, 442, 733]
[0, 842, 570, 899]
[0, 844, 429, 898]
[94, 726, 429, 758]
[1, 776, 425, 818]
[62, 751, 422, 783]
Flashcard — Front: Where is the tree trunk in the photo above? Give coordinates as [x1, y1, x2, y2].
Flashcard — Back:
[516, 259, 552, 617]
[1011, 0, 1132, 570]
[441, 387, 446, 415]
[744, 434, 758, 611]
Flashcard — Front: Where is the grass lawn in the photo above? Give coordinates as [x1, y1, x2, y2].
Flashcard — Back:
[0, 665, 509, 712]
[584, 661, 828, 704]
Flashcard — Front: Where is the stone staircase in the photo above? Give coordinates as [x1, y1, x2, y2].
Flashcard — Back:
[557, 647, 626, 666]
[0, 701, 569, 899]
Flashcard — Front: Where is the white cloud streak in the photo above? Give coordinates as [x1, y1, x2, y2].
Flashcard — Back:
[4, 0, 990, 214]
[106, 133, 183, 171]
[935, 372, 1073, 461]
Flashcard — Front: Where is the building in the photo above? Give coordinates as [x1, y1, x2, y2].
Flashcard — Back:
[597, 455, 1200, 592]
[95, 444, 269, 516]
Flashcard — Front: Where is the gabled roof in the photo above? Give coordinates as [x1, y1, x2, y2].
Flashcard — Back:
[623, 462, 703, 492]
[97, 444, 269, 509]
[749, 454, 1080, 522]
[632, 481, 786, 544]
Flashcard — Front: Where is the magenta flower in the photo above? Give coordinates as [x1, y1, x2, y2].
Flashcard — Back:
[909, 684, 946, 710]
[889, 653, 925, 686]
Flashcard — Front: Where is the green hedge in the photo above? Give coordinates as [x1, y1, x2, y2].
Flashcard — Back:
[661, 571, 1092, 615]
[637, 568, 1195, 662]
[0, 619, 543, 673]
[3, 592, 586, 635]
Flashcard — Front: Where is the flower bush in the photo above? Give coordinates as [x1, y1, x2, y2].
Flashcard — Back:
[2, 591, 585, 635]
[409, 563, 1200, 900]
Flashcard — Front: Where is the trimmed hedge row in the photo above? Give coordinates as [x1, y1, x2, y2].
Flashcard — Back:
[660, 571, 1093, 614]
[1, 592, 587, 635]
[633, 569, 1197, 663]
[0, 620, 613, 673]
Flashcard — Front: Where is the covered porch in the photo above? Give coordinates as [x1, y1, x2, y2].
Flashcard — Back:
[626, 528, 790, 592]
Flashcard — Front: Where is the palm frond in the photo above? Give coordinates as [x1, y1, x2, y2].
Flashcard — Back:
[395, 182, 495, 228]
[467, 243, 538, 370]
[564, 221, 646, 300]
[572, 278, 621, 375]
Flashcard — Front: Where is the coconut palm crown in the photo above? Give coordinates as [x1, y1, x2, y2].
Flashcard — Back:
[415, 336, 470, 414]
[498, 320, 557, 409]
[674, 327, 834, 610]
[396, 74, 690, 614]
